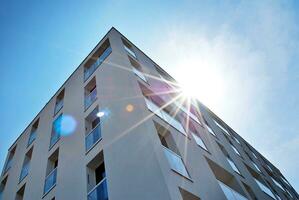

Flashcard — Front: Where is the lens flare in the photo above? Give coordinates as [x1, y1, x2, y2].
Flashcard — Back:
[125, 104, 134, 112]
[54, 115, 77, 136]
[96, 111, 105, 118]
[96, 108, 111, 123]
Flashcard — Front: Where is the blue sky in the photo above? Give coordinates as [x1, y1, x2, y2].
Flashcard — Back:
[0, 0, 299, 192]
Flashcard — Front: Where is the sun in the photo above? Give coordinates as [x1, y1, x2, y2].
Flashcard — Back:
[175, 65, 225, 108]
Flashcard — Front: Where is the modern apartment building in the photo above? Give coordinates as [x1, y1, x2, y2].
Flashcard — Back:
[0, 27, 298, 200]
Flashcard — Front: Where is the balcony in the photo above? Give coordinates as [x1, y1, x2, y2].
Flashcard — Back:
[27, 131, 36, 147]
[85, 88, 97, 110]
[85, 123, 101, 152]
[84, 46, 112, 81]
[54, 100, 63, 115]
[19, 162, 30, 182]
[144, 98, 186, 135]
[132, 67, 147, 82]
[163, 147, 190, 178]
[87, 178, 108, 200]
[49, 133, 60, 149]
[254, 178, 276, 199]
[3, 159, 12, 173]
[218, 180, 248, 200]
[44, 168, 57, 194]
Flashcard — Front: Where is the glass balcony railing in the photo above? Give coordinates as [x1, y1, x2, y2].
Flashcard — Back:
[144, 98, 186, 135]
[213, 120, 230, 136]
[124, 45, 137, 59]
[218, 180, 248, 200]
[27, 131, 36, 146]
[163, 147, 190, 178]
[174, 101, 201, 124]
[88, 178, 108, 200]
[84, 46, 112, 81]
[54, 100, 63, 115]
[49, 133, 60, 149]
[19, 162, 30, 182]
[44, 168, 57, 194]
[254, 178, 276, 199]
[132, 67, 147, 82]
[3, 159, 12, 173]
[85, 123, 101, 151]
[85, 89, 97, 110]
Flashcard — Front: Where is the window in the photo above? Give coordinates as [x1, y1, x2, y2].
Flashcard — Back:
[139, 82, 187, 135]
[192, 133, 208, 151]
[217, 143, 241, 175]
[0, 177, 7, 200]
[266, 165, 273, 173]
[144, 97, 186, 135]
[49, 114, 63, 149]
[281, 177, 290, 187]
[252, 152, 258, 160]
[86, 151, 108, 200]
[206, 157, 248, 200]
[230, 143, 241, 157]
[85, 77, 97, 110]
[84, 39, 112, 81]
[179, 187, 201, 200]
[213, 119, 230, 136]
[44, 149, 59, 195]
[54, 89, 64, 115]
[252, 161, 261, 173]
[128, 56, 147, 82]
[85, 107, 102, 152]
[285, 189, 294, 198]
[203, 118, 216, 137]
[154, 122, 190, 179]
[122, 38, 137, 59]
[227, 157, 241, 175]
[218, 180, 248, 200]
[234, 136, 241, 145]
[242, 182, 258, 200]
[254, 177, 276, 199]
[19, 147, 33, 182]
[3, 145, 16, 173]
[174, 101, 201, 125]
[271, 177, 285, 192]
[28, 119, 39, 147]
[15, 184, 26, 200]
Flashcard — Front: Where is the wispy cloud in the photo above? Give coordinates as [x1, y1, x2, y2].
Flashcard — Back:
[149, 0, 299, 190]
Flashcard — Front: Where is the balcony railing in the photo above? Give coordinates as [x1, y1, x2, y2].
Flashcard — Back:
[3, 159, 12, 173]
[85, 88, 97, 110]
[218, 180, 248, 200]
[174, 102, 201, 124]
[54, 100, 63, 115]
[124, 45, 137, 60]
[84, 46, 112, 81]
[49, 133, 60, 149]
[87, 178, 108, 200]
[132, 67, 147, 82]
[85, 123, 101, 151]
[44, 168, 57, 194]
[144, 98, 186, 135]
[27, 131, 36, 147]
[163, 147, 190, 178]
[19, 162, 30, 182]
[254, 178, 276, 199]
